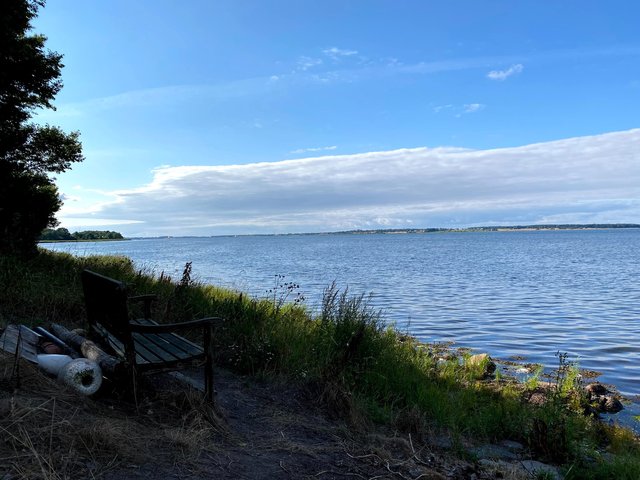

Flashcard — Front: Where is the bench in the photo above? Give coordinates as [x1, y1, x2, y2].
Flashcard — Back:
[81, 269, 222, 401]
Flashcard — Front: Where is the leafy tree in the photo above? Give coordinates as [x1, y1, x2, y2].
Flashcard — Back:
[72, 230, 124, 240]
[0, 0, 83, 256]
[40, 227, 74, 241]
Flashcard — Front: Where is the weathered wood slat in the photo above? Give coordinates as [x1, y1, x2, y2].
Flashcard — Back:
[144, 333, 202, 358]
[0, 325, 41, 363]
[131, 333, 176, 363]
[92, 324, 151, 365]
[135, 333, 189, 362]
[131, 318, 202, 357]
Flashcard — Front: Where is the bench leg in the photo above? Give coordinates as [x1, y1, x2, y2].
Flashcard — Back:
[203, 325, 214, 402]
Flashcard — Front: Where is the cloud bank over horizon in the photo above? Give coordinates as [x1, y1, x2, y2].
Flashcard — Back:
[60, 129, 640, 236]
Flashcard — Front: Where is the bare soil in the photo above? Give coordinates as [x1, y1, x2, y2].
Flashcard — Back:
[104, 368, 524, 480]
[1, 355, 534, 479]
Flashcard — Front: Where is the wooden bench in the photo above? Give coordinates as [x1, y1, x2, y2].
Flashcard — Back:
[81, 269, 222, 401]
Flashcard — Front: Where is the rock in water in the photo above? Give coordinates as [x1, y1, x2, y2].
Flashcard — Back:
[584, 382, 624, 414]
[467, 353, 497, 376]
[585, 383, 608, 396]
[601, 396, 624, 413]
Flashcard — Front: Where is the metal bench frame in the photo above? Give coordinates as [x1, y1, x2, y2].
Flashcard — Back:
[81, 269, 221, 401]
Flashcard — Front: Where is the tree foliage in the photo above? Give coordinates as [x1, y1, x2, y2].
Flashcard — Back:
[40, 229, 124, 241]
[0, 0, 83, 256]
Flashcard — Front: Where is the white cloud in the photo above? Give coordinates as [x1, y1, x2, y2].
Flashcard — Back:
[434, 103, 486, 116]
[59, 193, 80, 202]
[60, 129, 640, 236]
[290, 145, 337, 154]
[487, 63, 524, 81]
[60, 218, 145, 228]
[433, 104, 453, 113]
[464, 103, 485, 113]
[296, 56, 323, 71]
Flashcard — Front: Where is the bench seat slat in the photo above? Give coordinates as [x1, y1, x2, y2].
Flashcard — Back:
[133, 333, 188, 363]
[94, 324, 151, 365]
[131, 318, 203, 357]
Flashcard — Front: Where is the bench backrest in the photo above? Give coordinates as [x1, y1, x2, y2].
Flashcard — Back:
[81, 270, 132, 346]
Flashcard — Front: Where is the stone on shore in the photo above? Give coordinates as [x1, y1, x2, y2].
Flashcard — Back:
[467, 353, 497, 377]
[584, 382, 624, 414]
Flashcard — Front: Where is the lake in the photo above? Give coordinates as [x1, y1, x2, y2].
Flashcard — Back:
[44, 229, 639, 415]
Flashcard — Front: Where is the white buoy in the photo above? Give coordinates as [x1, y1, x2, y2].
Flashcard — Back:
[57, 358, 103, 396]
[37, 354, 73, 375]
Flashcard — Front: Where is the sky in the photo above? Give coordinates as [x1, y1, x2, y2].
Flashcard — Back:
[32, 0, 640, 236]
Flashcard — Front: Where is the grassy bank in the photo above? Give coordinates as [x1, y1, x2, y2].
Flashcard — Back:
[1, 249, 639, 478]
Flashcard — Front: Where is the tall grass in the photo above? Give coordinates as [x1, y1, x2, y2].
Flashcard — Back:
[1, 249, 639, 478]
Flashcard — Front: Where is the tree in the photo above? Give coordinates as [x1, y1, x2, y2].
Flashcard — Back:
[39, 227, 73, 241]
[0, 0, 83, 256]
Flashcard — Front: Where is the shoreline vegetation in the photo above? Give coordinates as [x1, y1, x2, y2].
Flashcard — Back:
[1, 249, 639, 478]
[38, 228, 125, 243]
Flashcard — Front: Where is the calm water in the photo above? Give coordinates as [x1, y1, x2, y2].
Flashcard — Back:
[45, 230, 640, 405]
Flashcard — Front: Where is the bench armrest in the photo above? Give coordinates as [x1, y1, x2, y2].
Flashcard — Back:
[129, 317, 224, 334]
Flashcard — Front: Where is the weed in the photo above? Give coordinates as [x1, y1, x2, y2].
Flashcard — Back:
[266, 274, 305, 313]
[525, 364, 544, 390]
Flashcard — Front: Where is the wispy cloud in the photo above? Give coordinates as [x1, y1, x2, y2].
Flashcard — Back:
[296, 56, 323, 71]
[323, 47, 359, 60]
[60, 129, 640, 236]
[463, 103, 485, 113]
[37, 76, 285, 118]
[434, 103, 486, 116]
[487, 63, 524, 81]
[289, 145, 338, 155]
[38, 45, 639, 120]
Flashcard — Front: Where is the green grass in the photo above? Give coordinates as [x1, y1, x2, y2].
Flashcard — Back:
[1, 249, 639, 478]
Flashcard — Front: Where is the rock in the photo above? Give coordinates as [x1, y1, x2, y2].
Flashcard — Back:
[585, 383, 608, 396]
[471, 444, 518, 461]
[499, 440, 524, 452]
[479, 459, 531, 479]
[430, 434, 452, 449]
[600, 396, 624, 413]
[528, 391, 547, 406]
[585, 383, 623, 414]
[467, 353, 496, 376]
[519, 460, 560, 480]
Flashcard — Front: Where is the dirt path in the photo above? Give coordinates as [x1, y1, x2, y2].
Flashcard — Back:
[104, 367, 487, 480]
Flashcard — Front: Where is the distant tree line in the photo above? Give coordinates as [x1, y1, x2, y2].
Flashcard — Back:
[40, 228, 124, 241]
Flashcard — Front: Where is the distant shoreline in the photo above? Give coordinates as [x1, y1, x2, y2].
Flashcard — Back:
[328, 224, 640, 236]
[125, 223, 640, 240]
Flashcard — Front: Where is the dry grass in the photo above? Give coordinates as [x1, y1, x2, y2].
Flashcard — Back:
[0, 352, 221, 479]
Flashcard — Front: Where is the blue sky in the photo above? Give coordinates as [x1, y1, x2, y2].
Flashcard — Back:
[33, 0, 640, 235]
